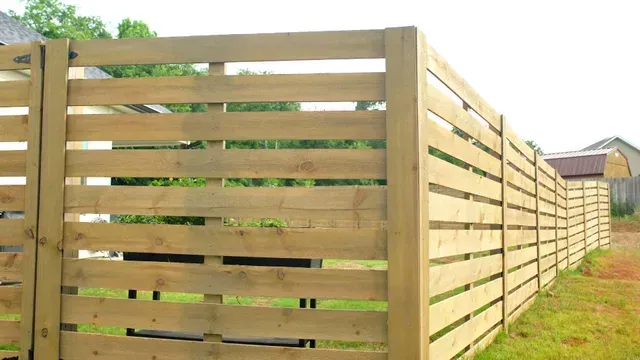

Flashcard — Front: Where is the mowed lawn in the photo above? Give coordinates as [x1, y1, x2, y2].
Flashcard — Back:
[475, 248, 640, 360]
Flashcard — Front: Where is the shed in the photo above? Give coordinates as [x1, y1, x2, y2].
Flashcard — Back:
[582, 135, 640, 176]
[542, 148, 631, 180]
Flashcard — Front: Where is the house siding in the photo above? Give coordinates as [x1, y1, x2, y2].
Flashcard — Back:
[608, 139, 640, 176]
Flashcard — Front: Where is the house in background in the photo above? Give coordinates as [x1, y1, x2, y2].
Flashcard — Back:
[542, 148, 631, 180]
[582, 136, 640, 176]
[0, 11, 172, 257]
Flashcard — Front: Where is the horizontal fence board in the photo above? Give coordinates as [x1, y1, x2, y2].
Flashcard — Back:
[70, 30, 385, 65]
[557, 197, 567, 208]
[506, 229, 537, 247]
[540, 254, 557, 271]
[60, 332, 387, 360]
[0, 116, 28, 142]
[538, 161, 556, 181]
[62, 259, 387, 300]
[426, 84, 501, 154]
[428, 155, 502, 201]
[537, 172, 556, 191]
[539, 214, 556, 227]
[558, 229, 567, 239]
[568, 207, 584, 218]
[429, 229, 502, 259]
[429, 302, 503, 360]
[67, 73, 385, 106]
[0, 150, 26, 176]
[507, 278, 538, 313]
[569, 250, 585, 265]
[0, 43, 31, 70]
[426, 44, 501, 129]
[506, 187, 536, 211]
[505, 208, 537, 227]
[429, 254, 502, 297]
[0, 219, 26, 245]
[505, 125, 536, 162]
[505, 166, 536, 194]
[0, 320, 20, 345]
[539, 201, 556, 216]
[0, 80, 29, 107]
[507, 246, 537, 269]
[539, 229, 557, 242]
[62, 295, 386, 342]
[429, 277, 502, 336]
[538, 186, 555, 204]
[558, 218, 568, 228]
[557, 239, 568, 250]
[67, 111, 386, 141]
[568, 182, 583, 190]
[64, 185, 386, 220]
[508, 262, 541, 292]
[429, 192, 502, 224]
[509, 292, 536, 325]
[0, 186, 25, 211]
[0, 287, 21, 315]
[0, 253, 22, 281]
[460, 325, 502, 360]
[540, 243, 556, 257]
[506, 146, 535, 178]
[558, 258, 568, 270]
[66, 149, 386, 179]
[428, 120, 502, 177]
[64, 222, 386, 260]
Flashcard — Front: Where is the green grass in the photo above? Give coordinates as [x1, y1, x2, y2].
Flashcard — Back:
[474, 250, 640, 360]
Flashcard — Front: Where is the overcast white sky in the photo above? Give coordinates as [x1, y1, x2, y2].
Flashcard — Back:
[2, 0, 638, 153]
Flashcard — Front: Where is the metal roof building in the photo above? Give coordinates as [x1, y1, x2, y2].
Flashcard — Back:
[542, 148, 631, 179]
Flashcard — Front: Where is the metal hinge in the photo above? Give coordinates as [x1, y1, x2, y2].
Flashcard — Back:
[13, 53, 31, 64]
[13, 50, 77, 66]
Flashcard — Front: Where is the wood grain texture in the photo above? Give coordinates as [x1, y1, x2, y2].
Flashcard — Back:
[61, 295, 387, 342]
[0, 185, 25, 211]
[0, 320, 20, 345]
[505, 208, 537, 227]
[506, 146, 535, 178]
[429, 277, 502, 336]
[67, 111, 386, 141]
[384, 26, 429, 360]
[34, 38, 70, 360]
[505, 166, 536, 194]
[429, 302, 503, 360]
[67, 73, 385, 106]
[506, 187, 536, 211]
[426, 84, 501, 154]
[60, 332, 387, 360]
[425, 44, 501, 130]
[0, 219, 27, 245]
[0, 43, 31, 70]
[429, 229, 501, 259]
[64, 185, 386, 220]
[69, 29, 385, 66]
[0, 150, 26, 176]
[429, 254, 502, 297]
[428, 155, 502, 201]
[505, 229, 537, 247]
[64, 222, 386, 260]
[507, 278, 538, 313]
[429, 192, 502, 224]
[507, 246, 537, 269]
[507, 262, 538, 292]
[66, 149, 386, 179]
[0, 287, 22, 315]
[505, 125, 536, 162]
[500, 115, 509, 335]
[428, 119, 502, 177]
[62, 259, 388, 301]
[0, 80, 29, 107]
[0, 116, 28, 141]
[0, 253, 23, 281]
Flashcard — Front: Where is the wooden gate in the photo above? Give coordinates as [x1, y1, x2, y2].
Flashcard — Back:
[0, 41, 44, 359]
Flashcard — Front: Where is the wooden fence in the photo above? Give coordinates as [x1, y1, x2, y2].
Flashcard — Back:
[598, 176, 640, 214]
[0, 27, 612, 360]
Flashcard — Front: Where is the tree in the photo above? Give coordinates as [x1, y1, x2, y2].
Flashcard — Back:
[10, 0, 111, 40]
[525, 140, 544, 155]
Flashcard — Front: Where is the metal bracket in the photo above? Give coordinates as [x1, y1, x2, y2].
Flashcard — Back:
[68, 50, 79, 60]
[13, 53, 31, 64]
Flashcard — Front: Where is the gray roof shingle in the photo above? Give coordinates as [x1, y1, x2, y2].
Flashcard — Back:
[0, 11, 169, 114]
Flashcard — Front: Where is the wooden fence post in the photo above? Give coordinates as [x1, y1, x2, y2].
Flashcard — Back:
[34, 38, 69, 360]
[597, 183, 602, 248]
[500, 115, 509, 333]
[385, 26, 429, 360]
[554, 170, 559, 278]
[534, 153, 542, 290]
[566, 183, 570, 264]
[20, 40, 45, 360]
[582, 182, 588, 255]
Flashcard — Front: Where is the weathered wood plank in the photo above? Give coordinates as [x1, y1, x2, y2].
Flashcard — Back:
[0, 116, 28, 142]
[60, 332, 388, 360]
[0, 43, 31, 70]
[64, 185, 386, 220]
[429, 192, 502, 224]
[0, 186, 25, 211]
[506, 146, 535, 178]
[429, 229, 502, 259]
[428, 155, 502, 201]
[507, 278, 538, 313]
[0, 219, 26, 245]
[0, 287, 22, 315]
[67, 73, 385, 106]
[507, 246, 537, 269]
[505, 166, 536, 194]
[66, 149, 386, 179]
[69, 30, 385, 66]
[507, 262, 538, 291]
[61, 295, 387, 342]
[0, 150, 26, 176]
[505, 208, 537, 227]
[0, 320, 20, 345]
[506, 187, 536, 211]
[64, 222, 386, 260]
[62, 259, 387, 301]
[67, 111, 386, 141]
[429, 254, 502, 297]
[505, 229, 537, 247]
[0, 81, 29, 107]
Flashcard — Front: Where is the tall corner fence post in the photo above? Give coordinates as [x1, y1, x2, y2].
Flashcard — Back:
[607, 183, 612, 247]
[20, 40, 46, 360]
[500, 114, 509, 333]
[582, 181, 588, 257]
[566, 182, 570, 265]
[33, 38, 70, 360]
[554, 170, 559, 278]
[384, 26, 430, 360]
[597, 182, 602, 249]
[534, 153, 542, 290]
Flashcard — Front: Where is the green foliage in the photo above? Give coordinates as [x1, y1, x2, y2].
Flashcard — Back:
[525, 140, 544, 155]
[611, 200, 635, 218]
[10, 0, 111, 40]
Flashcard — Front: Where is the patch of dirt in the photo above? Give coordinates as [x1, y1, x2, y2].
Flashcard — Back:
[562, 337, 587, 347]
[589, 251, 640, 281]
[611, 232, 640, 252]
[611, 220, 640, 233]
